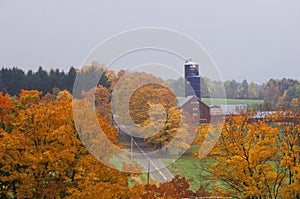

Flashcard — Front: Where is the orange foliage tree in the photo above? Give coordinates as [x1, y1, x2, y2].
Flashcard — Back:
[112, 72, 183, 149]
[129, 83, 182, 149]
[81, 85, 112, 120]
[0, 92, 14, 132]
[194, 111, 300, 198]
[0, 90, 142, 198]
[142, 175, 193, 199]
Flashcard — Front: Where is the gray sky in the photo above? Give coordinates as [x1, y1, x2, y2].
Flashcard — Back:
[0, 0, 299, 83]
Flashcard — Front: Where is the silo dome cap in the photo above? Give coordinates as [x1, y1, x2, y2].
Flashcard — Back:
[184, 59, 199, 66]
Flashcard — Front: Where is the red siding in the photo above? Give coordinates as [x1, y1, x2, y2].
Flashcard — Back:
[179, 96, 211, 124]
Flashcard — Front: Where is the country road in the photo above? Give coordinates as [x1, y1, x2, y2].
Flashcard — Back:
[118, 128, 174, 183]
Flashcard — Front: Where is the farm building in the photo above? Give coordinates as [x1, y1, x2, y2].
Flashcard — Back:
[178, 60, 211, 123]
[178, 95, 211, 123]
[178, 60, 248, 124]
[210, 104, 247, 116]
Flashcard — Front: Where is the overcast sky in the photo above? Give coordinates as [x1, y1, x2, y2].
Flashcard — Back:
[0, 0, 299, 83]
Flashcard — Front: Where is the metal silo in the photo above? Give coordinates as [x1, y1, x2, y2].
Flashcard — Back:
[184, 59, 201, 99]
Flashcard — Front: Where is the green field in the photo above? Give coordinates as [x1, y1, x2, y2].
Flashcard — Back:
[178, 97, 263, 107]
[202, 98, 263, 107]
[166, 144, 223, 192]
[167, 155, 220, 192]
[167, 157, 207, 191]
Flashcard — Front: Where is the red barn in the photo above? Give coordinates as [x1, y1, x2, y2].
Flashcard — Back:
[178, 96, 211, 124]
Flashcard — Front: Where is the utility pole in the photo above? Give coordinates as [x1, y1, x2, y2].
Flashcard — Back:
[130, 137, 133, 161]
[147, 159, 150, 184]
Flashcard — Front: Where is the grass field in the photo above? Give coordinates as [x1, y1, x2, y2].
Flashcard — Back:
[167, 155, 220, 192]
[177, 97, 263, 107]
[166, 145, 223, 192]
[201, 98, 263, 107]
[167, 157, 207, 191]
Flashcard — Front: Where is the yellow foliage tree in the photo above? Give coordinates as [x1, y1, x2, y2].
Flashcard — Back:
[0, 92, 14, 132]
[195, 112, 300, 198]
[0, 90, 143, 198]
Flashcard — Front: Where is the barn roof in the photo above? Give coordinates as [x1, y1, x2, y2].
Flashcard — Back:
[219, 104, 247, 115]
[210, 105, 221, 108]
[177, 96, 194, 107]
[177, 95, 210, 108]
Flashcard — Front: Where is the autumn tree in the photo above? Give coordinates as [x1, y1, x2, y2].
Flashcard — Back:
[111, 72, 184, 149]
[236, 79, 249, 99]
[129, 83, 178, 126]
[72, 64, 111, 98]
[105, 69, 126, 91]
[0, 90, 76, 198]
[0, 92, 14, 132]
[142, 175, 193, 199]
[263, 78, 299, 110]
[81, 85, 112, 120]
[195, 111, 300, 198]
[0, 90, 143, 198]
[248, 82, 260, 100]
[276, 111, 300, 198]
